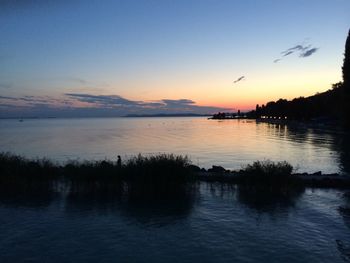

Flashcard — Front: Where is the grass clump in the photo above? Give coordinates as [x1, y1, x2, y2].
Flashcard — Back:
[238, 160, 295, 185]
[236, 160, 304, 210]
[122, 154, 195, 199]
[124, 154, 192, 182]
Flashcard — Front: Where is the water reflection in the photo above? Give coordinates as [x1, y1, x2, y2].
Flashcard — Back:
[0, 192, 56, 208]
[339, 192, 350, 229]
[0, 181, 306, 219]
[1, 184, 350, 262]
[0, 184, 57, 208]
[260, 122, 350, 174]
[332, 132, 350, 175]
[115, 200, 195, 227]
[337, 191, 350, 262]
[205, 182, 304, 214]
[64, 190, 198, 226]
[336, 239, 350, 262]
[236, 184, 304, 213]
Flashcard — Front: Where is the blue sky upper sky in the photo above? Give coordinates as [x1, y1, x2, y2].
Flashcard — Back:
[0, 0, 349, 117]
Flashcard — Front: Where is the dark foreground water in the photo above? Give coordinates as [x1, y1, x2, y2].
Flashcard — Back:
[1, 184, 350, 262]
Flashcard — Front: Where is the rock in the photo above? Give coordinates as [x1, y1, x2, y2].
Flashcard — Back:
[327, 173, 339, 177]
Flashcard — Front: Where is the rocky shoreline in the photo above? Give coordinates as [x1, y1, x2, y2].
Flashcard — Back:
[189, 165, 350, 188]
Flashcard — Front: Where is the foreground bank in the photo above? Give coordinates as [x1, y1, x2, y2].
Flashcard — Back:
[1, 153, 349, 196]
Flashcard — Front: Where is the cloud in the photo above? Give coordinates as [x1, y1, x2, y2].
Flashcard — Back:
[282, 51, 294, 57]
[0, 95, 18, 100]
[274, 42, 319, 62]
[300, 47, 319, 57]
[0, 93, 230, 118]
[162, 99, 195, 106]
[233, 76, 245, 84]
[65, 94, 205, 110]
[0, 94, 74, 109]
[65, 93, 141, 107]
[281, 45, 303, 55]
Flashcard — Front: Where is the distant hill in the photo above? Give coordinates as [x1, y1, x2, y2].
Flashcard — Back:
[124, 113, 210, 118]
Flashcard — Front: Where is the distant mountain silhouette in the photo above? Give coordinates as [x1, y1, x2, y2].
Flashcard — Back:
[124, 113, 210, 117]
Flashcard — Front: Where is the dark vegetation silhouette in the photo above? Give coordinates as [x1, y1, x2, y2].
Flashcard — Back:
[2, 152, 349, 194]
[251, 86, 344, 121]
[2, 152, 350, 214]
[235, 161, 304, 211]
[0, 153, 310, 195]
[203, 161, 305, 213]
[343, 29, 350, 126]
[211, 110, 245, 119]
[0, 153, 196, 200]
[0, 153, 308, 214]
[343, 30, 350, 86]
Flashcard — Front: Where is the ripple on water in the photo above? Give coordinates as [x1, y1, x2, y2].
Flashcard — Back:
[0, 185, 349, 262]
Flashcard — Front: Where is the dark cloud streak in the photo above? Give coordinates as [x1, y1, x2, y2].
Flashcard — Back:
[300, 47, 319, 57]
[282, 51, 294, 57]
[274, 42, 319, 62]
[65, 93, 141, 107]
[233, 76, 245, 84]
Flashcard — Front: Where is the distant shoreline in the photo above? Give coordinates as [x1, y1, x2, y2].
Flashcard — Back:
[0, 114, 212, 120]
[123, 113, 211, 118]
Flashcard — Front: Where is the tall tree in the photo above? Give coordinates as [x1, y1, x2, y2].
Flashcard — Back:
[343, 29, 350, 85]
[342, 29, 350, 126]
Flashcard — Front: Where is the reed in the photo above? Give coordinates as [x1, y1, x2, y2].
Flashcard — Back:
[0, 153, 308, 198]
[237, 160, 296, 185]
[0, 152, 195, 198]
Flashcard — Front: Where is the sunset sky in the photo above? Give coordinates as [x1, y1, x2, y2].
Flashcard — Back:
[0, 0, 349, 117]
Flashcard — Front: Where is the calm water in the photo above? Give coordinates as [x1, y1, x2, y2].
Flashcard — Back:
[0, 117, 349, 174]
[0, 185, 350, 262]
[1, 117, 350, 262]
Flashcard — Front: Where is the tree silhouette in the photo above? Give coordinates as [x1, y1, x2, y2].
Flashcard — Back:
[342, 29, 350, 126]
[343, 29, 350, 85]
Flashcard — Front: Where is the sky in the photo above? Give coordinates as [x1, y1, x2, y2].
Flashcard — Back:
[0, 0, 349, 117]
